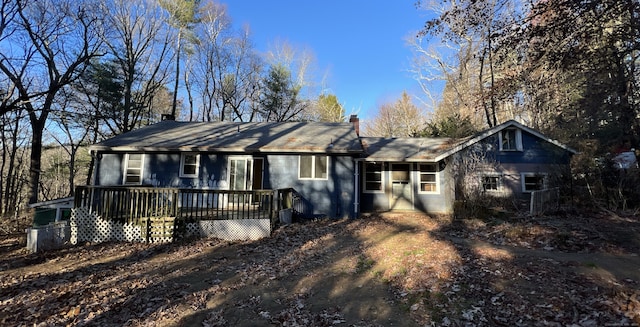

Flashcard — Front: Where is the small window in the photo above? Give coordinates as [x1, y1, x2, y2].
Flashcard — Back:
[482, 175, 500, 192]
[364, 162, 383, 192]
[299, 155, 328, 180]
[418, 163, 438, 193]
[180, 153, 200, 178]
[499, 128, 522, 151]
[521, 173, 545, 192]
[124, 153, 144, 185]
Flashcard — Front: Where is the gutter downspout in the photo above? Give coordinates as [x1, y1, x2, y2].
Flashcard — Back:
[353, 159, 359, 218]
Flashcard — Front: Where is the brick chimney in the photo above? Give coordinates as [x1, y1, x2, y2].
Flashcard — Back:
[349, 115, 360, 136]
[161, 114, 175, 121]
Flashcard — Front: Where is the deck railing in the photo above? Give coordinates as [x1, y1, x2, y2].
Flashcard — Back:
[74, 186, 294, 225]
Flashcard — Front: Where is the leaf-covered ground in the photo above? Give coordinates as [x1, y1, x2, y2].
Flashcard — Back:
[1, 210, 640, 326]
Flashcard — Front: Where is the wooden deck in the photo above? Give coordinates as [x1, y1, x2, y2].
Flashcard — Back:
[74, 186, 294, 225]
[179, 204, 271, 221]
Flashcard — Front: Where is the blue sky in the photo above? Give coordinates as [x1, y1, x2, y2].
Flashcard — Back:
[223, 1, 429, 120]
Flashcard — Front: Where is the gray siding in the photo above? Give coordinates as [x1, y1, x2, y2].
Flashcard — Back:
[413, 161, 454, 213]
[359, 161, 452, 214]
[450, 146, 573, 201]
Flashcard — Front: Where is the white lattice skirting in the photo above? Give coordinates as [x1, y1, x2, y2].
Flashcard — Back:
[70, 207, 272, 244]
[186, 219, 271, 241]
[70, 207, 143, 244]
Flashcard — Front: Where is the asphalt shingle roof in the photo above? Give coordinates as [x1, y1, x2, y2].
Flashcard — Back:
[360, 137, 463, 162]
[90, 121, 363, 154]
[90, 119, 576, 160]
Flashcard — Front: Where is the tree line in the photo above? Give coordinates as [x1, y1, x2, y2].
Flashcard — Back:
[409, 0, 639, 146]
[1, 0, 638, 226]
[0, 0, 348, 225]
[407, 0, 640, 209]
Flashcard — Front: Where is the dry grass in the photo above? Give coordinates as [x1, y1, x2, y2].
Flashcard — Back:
[2, 210, 640, 326]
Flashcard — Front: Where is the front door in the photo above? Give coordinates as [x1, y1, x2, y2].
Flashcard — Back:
[390, 163, 413, 210]
[251, 158, 264, 190]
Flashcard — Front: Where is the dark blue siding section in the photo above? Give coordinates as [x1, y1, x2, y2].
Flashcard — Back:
[360, 192, 388, 212]
[93, 151, 357, 219]
[484, 131, 572, 165]
[264, 155, 356, 219]
[147, 153, 180, 186]
[96, 153, 123, 185]
[96, 152, 227, 188]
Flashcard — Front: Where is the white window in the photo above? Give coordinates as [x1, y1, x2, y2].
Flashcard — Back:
[123, 153, 144, 185]
[299, 155, 328, 180]
[499, 128, 523, 151]
[418, 163, 438, 193]
[521, 173, 546, 192]
[481, 175, 501, 192]
[180, 153, 199, 178]
[363, 162, 383, 193]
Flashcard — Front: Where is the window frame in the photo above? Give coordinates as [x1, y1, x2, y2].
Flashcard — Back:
[298, 155, 329, 180]
[499, 128, 523, 151]
[179, 152, 200, 178]
[123, 153, 144, 185]
[363, 162, 384, 193]
[227, 156, 260, 191]
[521, 173, 546, 192]
[481, 174, 502, 192]
[417, 163, 439, 194]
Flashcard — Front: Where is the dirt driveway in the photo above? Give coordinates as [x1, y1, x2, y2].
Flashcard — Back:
[1, 210, 640, 326]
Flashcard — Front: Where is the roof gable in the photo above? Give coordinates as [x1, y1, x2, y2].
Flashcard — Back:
[432, 120, 577, 161]
[360, 120, 576, 162]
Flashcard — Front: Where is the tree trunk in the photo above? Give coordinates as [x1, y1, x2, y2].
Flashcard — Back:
[85, 119, 99, 187]
[487, 33, 497, 127]
[171, 30, 182, 117]
[185, 62, 194, 121]
[27, 115, 46, 204]
[68, 147, 77, 196]
[478, 48, 494, 128]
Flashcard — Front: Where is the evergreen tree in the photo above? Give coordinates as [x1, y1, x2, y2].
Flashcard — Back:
[259, 64, 307, 122]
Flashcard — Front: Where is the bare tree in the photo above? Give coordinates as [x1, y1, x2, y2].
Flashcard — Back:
[264, 39, 316, 90]
[220, 27, 264, 122]
[263, 39, 318, 119]
[99, 0, 173, 135]
[191, 2, 263, 122]
[408, 33, 487, 129]
[416, 0, 529, 128]
[306, 93, 346, 122]
[191, 1, 232, 121]
[158, 0, 201, 118]
[0, 110, 29, 220]
[0, 0, 103, 204]
[362, 92, 426, 137]
[47, 87, 92, 197]
[0, 0, 18, 117]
